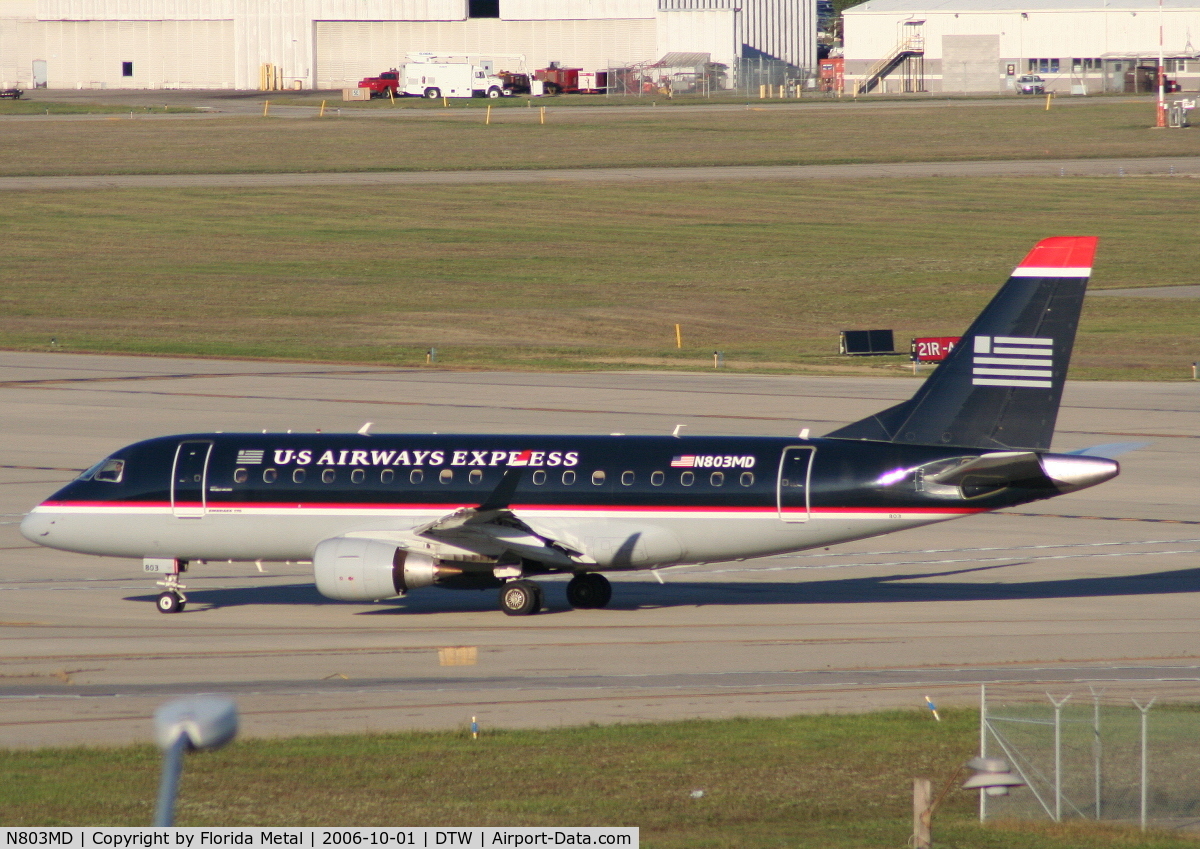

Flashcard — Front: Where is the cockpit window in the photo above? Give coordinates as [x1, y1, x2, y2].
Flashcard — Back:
[78, 457, 124, 483]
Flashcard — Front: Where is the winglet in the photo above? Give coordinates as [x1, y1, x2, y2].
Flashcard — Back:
[477, 467, 525, 512]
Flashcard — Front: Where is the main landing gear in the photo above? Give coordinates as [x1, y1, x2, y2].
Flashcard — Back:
[566, 572, 612, 609]
[499, 580, 543, 616]
[496, 573, 613, 616]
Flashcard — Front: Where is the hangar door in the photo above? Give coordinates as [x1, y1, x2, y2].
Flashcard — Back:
[942, 34, 1000, 94]
[29, 20, 234, 89]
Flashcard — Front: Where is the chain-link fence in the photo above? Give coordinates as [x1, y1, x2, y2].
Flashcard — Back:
[602, 57, 814, 98]
[981, 683, 1200, 830]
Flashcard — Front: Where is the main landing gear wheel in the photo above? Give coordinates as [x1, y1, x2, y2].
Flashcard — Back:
[566, 573, 612, 609]
[499, 580, 542, 616]
[157, 591, 185, 613]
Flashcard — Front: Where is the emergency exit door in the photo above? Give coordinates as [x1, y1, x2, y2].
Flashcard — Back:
[777, 446, 815, 522]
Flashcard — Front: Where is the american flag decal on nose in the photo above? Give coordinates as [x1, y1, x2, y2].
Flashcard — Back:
[972, 336, 1054, 388]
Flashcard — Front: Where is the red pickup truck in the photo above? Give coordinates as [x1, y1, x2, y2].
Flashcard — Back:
[357, 70, 400, 98]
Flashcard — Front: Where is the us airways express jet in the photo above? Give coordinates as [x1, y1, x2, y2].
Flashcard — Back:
[22, 237, 1120, 616]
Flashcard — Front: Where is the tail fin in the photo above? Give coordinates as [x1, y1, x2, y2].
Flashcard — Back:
[825, 236, 1097, 451]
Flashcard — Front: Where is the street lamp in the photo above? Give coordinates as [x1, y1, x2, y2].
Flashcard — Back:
[914, 757, 1024, 849]
[153, 696, 239, 826]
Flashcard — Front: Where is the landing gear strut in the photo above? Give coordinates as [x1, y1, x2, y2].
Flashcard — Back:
[146, 557, 188, 613]
[499, 580, 543, 616]
[566, 572, 612, 609]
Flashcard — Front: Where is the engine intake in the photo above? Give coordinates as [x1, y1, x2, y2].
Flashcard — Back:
[313, 537, 458, 601]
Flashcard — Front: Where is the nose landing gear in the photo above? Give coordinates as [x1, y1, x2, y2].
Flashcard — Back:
[146, 557, 188, 613]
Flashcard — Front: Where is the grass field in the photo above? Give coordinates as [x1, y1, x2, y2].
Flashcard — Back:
[1, 176, 1196, 379]
[0, 101, 196, 116]
[2, 712, 1195, 847]
[0, 100, 1194, 177]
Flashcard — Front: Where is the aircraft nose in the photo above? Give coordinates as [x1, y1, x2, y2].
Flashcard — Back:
[20, 510, 55, 544]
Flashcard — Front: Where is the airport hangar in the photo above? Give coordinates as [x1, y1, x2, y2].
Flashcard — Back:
[842, 0, 1200, 95]
[0, 0, 816, 92]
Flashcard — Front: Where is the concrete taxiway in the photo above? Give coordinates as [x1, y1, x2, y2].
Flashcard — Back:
[1, 352, 1197, 747]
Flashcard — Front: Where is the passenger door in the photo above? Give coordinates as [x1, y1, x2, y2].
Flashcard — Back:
[172, 440, 212, 518]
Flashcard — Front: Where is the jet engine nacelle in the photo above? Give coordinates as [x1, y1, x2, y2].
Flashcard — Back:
[313, 537, 441, 601]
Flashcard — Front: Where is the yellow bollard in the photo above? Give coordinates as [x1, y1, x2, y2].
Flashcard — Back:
[262, 100, 269, 117]
[486, 103, 491, 124]
[443, 96, 448, 108]
[540, 105, 545, 124]
[759, 84, 766, 99]
[1045, 91, 1053, 110]
[388, 87, 394, 104]
[319, 100, 326, 117]
[675, 324, 682, 349]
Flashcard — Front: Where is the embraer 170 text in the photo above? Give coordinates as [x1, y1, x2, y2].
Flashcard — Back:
[22, 237, 1120, 616]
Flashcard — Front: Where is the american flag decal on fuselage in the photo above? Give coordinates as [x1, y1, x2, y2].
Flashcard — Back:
[972, 336, 1054, 388]
[236, 449, 265, 464]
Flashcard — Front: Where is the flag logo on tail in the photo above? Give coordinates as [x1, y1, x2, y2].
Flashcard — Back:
[972, 336, 1054, 388]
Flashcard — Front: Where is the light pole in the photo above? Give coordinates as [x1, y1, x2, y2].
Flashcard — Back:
[153, 696, 239, 826]
[913, 757, 1024, 849]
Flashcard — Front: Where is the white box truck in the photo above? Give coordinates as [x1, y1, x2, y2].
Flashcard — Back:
[403, 59, 511, 99]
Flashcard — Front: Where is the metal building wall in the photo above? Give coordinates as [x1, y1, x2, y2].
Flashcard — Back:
[845, 7, 1200, 73]
[315, 18, 657, 87]
[661, 0, 812, 68]
[5, 17, 233, 87]
[500, 0, 654, 20]
[656, 8, 735, 70]
[740, 0, 815, 68]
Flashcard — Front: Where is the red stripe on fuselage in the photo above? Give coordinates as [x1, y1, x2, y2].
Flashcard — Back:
[37, 499, 987, 515]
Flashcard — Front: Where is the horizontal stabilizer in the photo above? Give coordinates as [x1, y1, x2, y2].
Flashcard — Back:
[1066, 441, 1150, 459]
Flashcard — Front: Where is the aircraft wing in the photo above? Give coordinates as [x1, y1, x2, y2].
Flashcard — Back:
[413, 504, 583, 567]
[410, 467, 584, 567]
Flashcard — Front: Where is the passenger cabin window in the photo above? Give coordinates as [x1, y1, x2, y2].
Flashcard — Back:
[592, 470, 606, 485]
[710, 472, 724, 486]
[321, 469, 336, 484]
[410, 469, 424, 484]
[621, 471, 635, 486]
[351, 469, 365, 484]
[740, 471, 754, 487]
[532, 470, 547, 485]
[234, 468, 248, 484]
[293, 469, 306, 484]
[562, 470, 576, 485]
[651, 471, 664, 486]
[469, 469, 483, 484]
[381, 469, 394, 484]
[439, 469, 453, 484]
[263, 468, 277, 483]
[680, 471, 694, 486]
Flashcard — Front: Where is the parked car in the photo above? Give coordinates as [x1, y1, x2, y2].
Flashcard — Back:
[1017, 75, 1045, 94]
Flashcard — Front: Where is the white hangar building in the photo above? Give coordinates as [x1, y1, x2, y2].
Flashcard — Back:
[843, 0, 1200, 94]
[0, 0, 816, 91]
